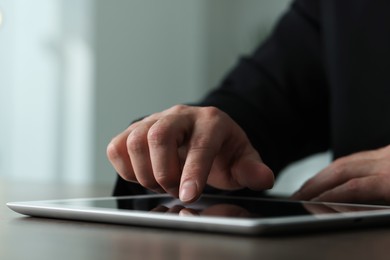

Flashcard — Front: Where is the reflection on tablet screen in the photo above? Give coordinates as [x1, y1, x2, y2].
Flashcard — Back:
[57, 195, 388, 219]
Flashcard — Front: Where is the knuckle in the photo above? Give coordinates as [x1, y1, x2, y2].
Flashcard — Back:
[154, 174, 168, 185]
[200, 106, 223, 119]
[190, 135, 212, 150]
[147, 123, 170, 147]
[183, 162, 204, 178]
[127, 131, 146, 153]
[169, 104, 188, 114]
[106, 140, 121, 160]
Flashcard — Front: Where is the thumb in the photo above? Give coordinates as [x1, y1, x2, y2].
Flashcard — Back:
[232, 156, 274, 191]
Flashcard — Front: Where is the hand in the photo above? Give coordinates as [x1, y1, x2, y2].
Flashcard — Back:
[107, 105, 274, 203]
[292, 145, 390, 204]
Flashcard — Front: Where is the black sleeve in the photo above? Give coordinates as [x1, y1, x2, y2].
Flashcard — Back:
[199, 0, 329, 174]
[114, 0, 330, 196]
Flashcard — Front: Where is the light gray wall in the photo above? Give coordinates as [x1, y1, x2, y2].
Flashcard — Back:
[93, 0, 291, 185]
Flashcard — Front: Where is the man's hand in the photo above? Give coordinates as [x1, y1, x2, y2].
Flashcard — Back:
[292, 145, 390, 204]
[107, 105, 274, 203]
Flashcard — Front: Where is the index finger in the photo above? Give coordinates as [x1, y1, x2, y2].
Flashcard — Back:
[178, 111, 227, 202]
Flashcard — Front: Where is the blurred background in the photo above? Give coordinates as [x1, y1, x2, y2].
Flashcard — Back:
[0, 0, 329, 196]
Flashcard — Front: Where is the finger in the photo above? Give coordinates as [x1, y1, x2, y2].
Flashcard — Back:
[177, 111, 274, 202]
[107, 125, 137, 182]
[205, 140, 274, 191]
[178, 107, 236, 203]
[312, 175, 389, 203]
[127, 121, 163, 193]
[292, 154, 376, 200]
[148, 115, 189, 197]
[231, 150, 274, 190]
[179, 126, 224, 203]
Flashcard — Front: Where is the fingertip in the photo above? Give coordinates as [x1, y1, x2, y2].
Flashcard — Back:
[259, 162, 275, 189]
[179, 180, 199, 203]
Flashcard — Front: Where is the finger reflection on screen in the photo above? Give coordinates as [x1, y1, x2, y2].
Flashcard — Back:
[200, 204, 251, 218]
[302, 203, 339, 214]
[151, 205, 188, 214]
[179, 208, 200, 217]
[151, 203, 251, 218]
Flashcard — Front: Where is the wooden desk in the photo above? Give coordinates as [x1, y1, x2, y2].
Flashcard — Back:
[2, 180, 390, 260]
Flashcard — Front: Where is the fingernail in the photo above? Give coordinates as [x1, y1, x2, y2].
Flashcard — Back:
[179, 181, 197, 202]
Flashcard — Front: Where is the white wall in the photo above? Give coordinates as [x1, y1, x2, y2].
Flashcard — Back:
[0, 0, 94, 183]
[0, 0, 62, 182]
[3, 0, 314, 190]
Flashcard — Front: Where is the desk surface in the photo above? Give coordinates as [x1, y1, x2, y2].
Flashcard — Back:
[2, 180, 390, 260]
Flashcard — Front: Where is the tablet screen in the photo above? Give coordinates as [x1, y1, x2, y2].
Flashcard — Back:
[53, 195, 387, 219]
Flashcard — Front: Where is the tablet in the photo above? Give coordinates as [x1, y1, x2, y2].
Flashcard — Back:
[7, 194, 390, 235]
